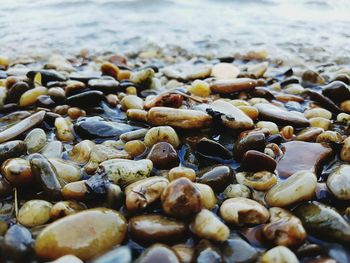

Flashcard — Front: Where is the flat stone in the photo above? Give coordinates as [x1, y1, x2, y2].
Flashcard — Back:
[276, 141, 333, 178]
[210, 78, 257, 94]
[255, 103, 309, 128]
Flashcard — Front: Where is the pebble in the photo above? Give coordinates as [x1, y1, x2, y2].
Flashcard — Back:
[17, 200, 52, 227]
[19, 86, 48, 107]
[191, 209, 230, 242]
[211, 63, 240, 80]
[327, 165, 350, 200]
[260, 246, 299, 263]
[147, 142, 179, 169]
[121, 95, 144, 110]
[197, 165, 234, 193]
[49, 158, 82, 183]
[294, 201, 350, 244]
[194, 183, 217, 210]
[220, 197, 269, 225]
[92, 246, 132, 263]
[309, 116, 331, 130]
[265, 170, 317, 207]
[302, 69, 325, 84]
[55, 117, 74, 142]
[68, 140, 95, 164]
[0, 111, 46, 143]
[161, 177, 202, 219]
[340, 136, 350, 162]
[206, 100, 254, 130]
[88, 78, 119, 94]
[50, 201, 87, 220]
[50, 255, 83, 263]
[221, 234, 258, 263]
[295, 127, 324, 142]
[255, 103, 309, 127]
[262, 207, 306, 247]
[210, 78, 257, 94]
[129, 214, 187, 244]
[233, 132, 266, 160]
[6, 81, 30, 103]
[168, 166, 196, 182]
[276, 141, 333, 178]
[188, 80, 211, 97]
[304, 107, 332, 119]
[66, 90, 105, 108]
[256, 121, 279, 134]
[136, 244, 180, 263]
[144, 126, 180, 148]
[27, 70, 66, 85]
[1, 158, 33, 185]
[100, 159, 153, 186]
[41, 140, 63, 158]
[35, 209, 127, 260]
[241, 150, 277, 172]
[196, 138, 232, 160]
[124, 140, 146, 157]
[223, 184, 251, 199]
[236, 171, 277, 191]
[316, 130, 343, 143]
[147, 107, 212, 129]
[322, 81, 350, 103]
[125, 176, 169, 211]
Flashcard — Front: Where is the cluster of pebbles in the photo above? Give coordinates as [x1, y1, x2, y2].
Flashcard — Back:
[0, 53, 349, 263]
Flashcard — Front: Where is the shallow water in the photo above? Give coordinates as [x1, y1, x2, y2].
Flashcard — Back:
[1, 0, 350, 65]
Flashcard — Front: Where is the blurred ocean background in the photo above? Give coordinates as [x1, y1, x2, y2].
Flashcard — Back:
[1, 0, 350, 64]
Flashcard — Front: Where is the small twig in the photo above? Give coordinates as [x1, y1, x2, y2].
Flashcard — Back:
[14, 188, 18, 218]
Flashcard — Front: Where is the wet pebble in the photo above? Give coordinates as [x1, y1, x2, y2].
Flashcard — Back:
[221, 234, 258, 263]
[147, 142, 179, 169]
[196, 138, 232, 160]
[220, 197, 269, 225]
[233, 132, 266, 160]
[1, 158, 33, 185]
[35, 209, 127, 260]
[17, 200, 52, 227]
[50, 201, 87, 220]
[327, 164, 350, 200]
[144, 126, 180, 148]
[66, 90, 105, 108]
[210, 78, 257, 94]
[265, 170, 317, 207]
[260, 246, 298, 263]
[241, 150, 276, 172]
[129, 214, 187, 244]
[88, 78, 119, 94]
[168, 166, 196, 182]
[125, 176, 169, 212]
[194, 183, 217, 210]
[236, 171, 277, 191]
[135, 244, 179, 263]
[161, 177, 202, 219]
[223, 183, 251, 199]
[41, 140, 63, 158]
[322, 81, 350, 104]
[19, 86, 48, 107]
[92, 246, 132, 263]
[197, 165, 234, 193]
[24, 128, 47, 153]
[49, 158, 82, 183]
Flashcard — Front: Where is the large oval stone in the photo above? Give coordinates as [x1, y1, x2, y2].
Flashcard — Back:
[34, 208, 127, 260]
[254, 103, 309, 127]
[276, 141, 333, 178]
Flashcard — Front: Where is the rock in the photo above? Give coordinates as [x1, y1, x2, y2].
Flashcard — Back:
[223, 184, 251, 199]
[34, 209, 127, 260]
[92, 246, 132, 263]
[206, 100, 254, 130]
[88, 78, 119, 94]
[41, 141, 63, 158]
[276, 141, 333, 178]
[161, 177, 202, 219]
[1, 158, 33, 185]
[340, 136, 350, 162]
[50, 201, 87, 220]
[124, 140, 146, 157]
[262, 207, 306, 247]
[55, 117, 74, 142]
[125, 177, 169, 212]
[84, 145, 130, 174]
[191, 209, 230, 242]
[316, 130, 343, 143]
[194, 183, 217, 210]
[168, 166, 196, 182]
[221, 234, 258, 263]
[211, 63, 240, 80]
[121, 95, 143, 110]
[304, 107, 332, 120]
[171, 244, 194, 263]
[29, 153, 62, 200]
[24, 128, 47, 153]
[147, 142, 179, 169]
[49, 158, 82, 183]
[61, 181, 88, 200]
[295, 127, 324, 142]
[135, 244, 179, 263]
[260, 246, 298, 263]
[327, 165, 350, 200]
[144, 126, 180, 148]
[130, 68, 154, 88]
[66, 90, 105, 108]
[147, 107, 212, 129]
[0, 140, 27, 163]
[294, 201, 350, 244]
[74, 117, 133, 140]
[210, 78, 257, 94]
[233, 132, 266, 160]
[19, 86, 48, 107]
[27, 70, 66, 85]
[17, 200, 52, 227]
[302, 69, 325, 85]
[120, 128, 148, 142]
[197, 165, 234, 193]
[50, 255, 83, 263]
[247, 62, 268, 78]
[188, 80, 211, 97]
[1, 224, 33, 262]
[129, 214, 187, 244]
[6, 81, 30, 103]
[0, 111, 45, 143]
[68, 140, 95, 164]
[265, 170, 317, 207]
[254, 103, 309, 127]
[195, 240, 222, 263]
[220, 197, 269, 225]
[100, 159, 153, 186]
[236, 171, 277, 191]
[322, 81, 350, 104]
[241, 150, 276, 172]
[196, 138, 232, 160]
